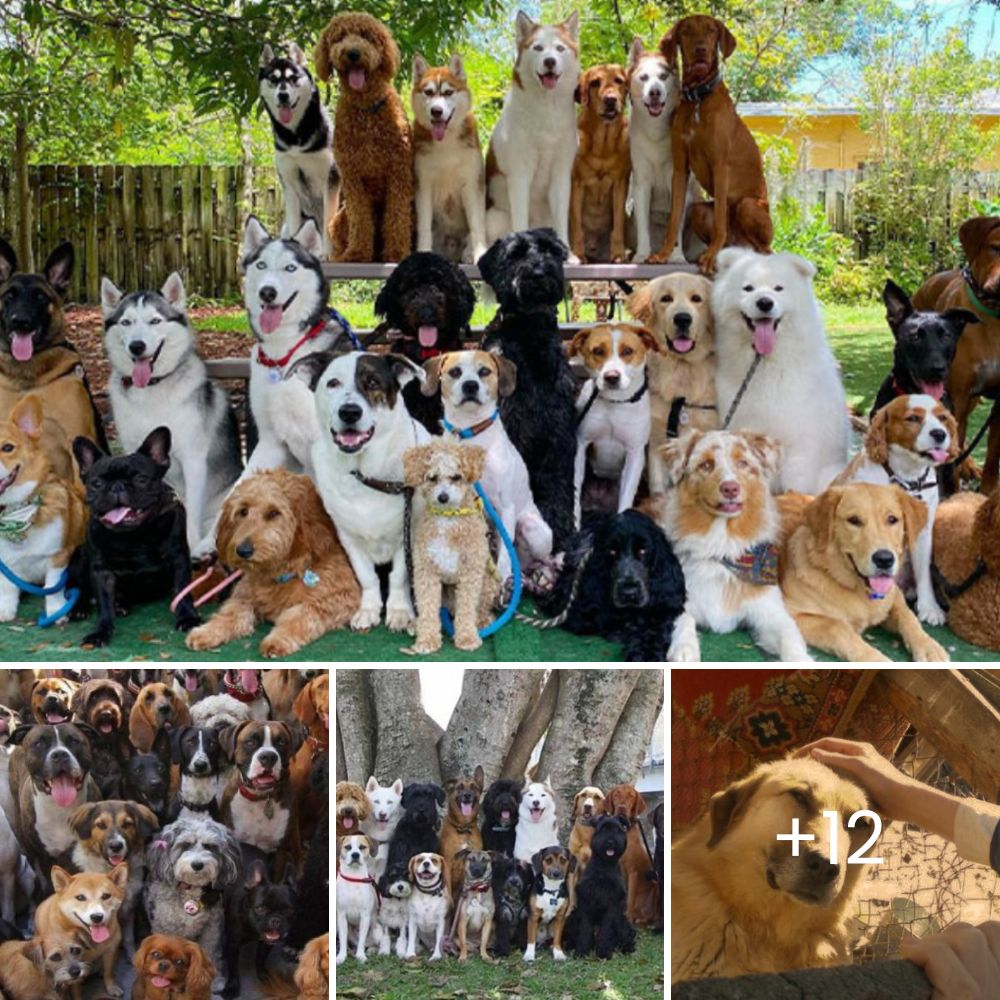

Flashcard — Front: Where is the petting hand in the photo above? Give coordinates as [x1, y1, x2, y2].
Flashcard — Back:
[901, 922, 1000, 1000]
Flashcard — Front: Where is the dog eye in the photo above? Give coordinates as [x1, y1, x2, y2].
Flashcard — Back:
[265, 509, 281, 520]
[442, 88, 453, 97]
[151, 950, 161, 959]
[614, 77, 624, 85]
[1, 443, 13, 453]
[589, 79, 599, 88]
[149, 317, 161, 325]
[284, 264, 297, 273]
[121, 318, 132, 327]
[742, 285, 753, 292]
[774, 285, 784, 292]
[847, 515, 863, 526]
[448, 367, 462, 379]
[533, 44, 543, 51]
[326, 377, 340, 389]
[428, 474, 439, 483]
[423, 87, 434, 96]
[639, 73, 648, 82]
[450, 474, 461, 482]
[75, 894, 86, 902]
[256, 260, 267, 270]
[477, 367, 491, 378]
[691, 294, 702, 303]
[906, 414, 921, 423]
[556, 44, 565, 52]
[620, 346, 633, 358]
[239, 507, 249, 518]
[698, 460, 713, 472]
[659, 294, 673, 304]
[592, 347, 606, 357]
[636, 545, 646, 557]
[736, 458, 749, 469]
[887, 514, 899, 525]
[790, 789, 810, 808]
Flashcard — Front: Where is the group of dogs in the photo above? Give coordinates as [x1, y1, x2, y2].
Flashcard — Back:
[335, 771, 663, 965]
[0, 668, 329, 999]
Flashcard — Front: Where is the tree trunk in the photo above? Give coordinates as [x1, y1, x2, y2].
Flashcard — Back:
[594, 669, 664, 791]
[501, 671, 560, 781]
[335, 719, 347, 784]
[14, 111, 32, 270]
[370, 670, 443, 786]
[439, 669, 540, 783]
[240, 116, 255, 220]
[335, 669, 376, 784]
[536, 670, 641, 840]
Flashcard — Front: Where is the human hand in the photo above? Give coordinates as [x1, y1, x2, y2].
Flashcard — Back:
[901, 922, 1000, 1000]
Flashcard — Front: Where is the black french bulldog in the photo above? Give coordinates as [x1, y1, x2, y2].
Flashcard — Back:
[122, 726, 172, 824]
[491, 853, 533, 956]
[871, 279, 978, 415]
[71, 426, 198, 648]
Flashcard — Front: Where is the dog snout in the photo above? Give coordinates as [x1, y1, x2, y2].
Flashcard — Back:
[108, 836, 125, 853]
[259, 285, 278, 305]
[157, 702, 172, 716]
[543, 56, 556, 70]
[719, 480, 741, 500]
[430, 106, 444, 120]
[461, 379, 479, 398]
[277, 91, 290, 105]
[603, 370, 622, 387]
[192, 758, 209, 774]
[236, 541, 254, 560]
[258, 749, 278, 769]
[803, 848, 839, 883]
[190, 860, 204, 872]
[755, 296, 774, 314]
[872, 549, 895, 572]
[90, 912, 104, 925]
[127, 340, 147, 358]
[347, 48, 361, 62]
[338, 402, 363, 426]
[673, 312, 693, 331]
[437, 490, 450, 504]
[929, 427, 947, 444]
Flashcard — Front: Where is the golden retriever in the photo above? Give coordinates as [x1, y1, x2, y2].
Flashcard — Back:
[672, 758, 871, 982]
[780, 482, 948, 661]
[627, 272, 717, 493]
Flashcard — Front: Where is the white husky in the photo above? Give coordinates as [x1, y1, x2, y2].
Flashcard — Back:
[485, 12, 580, 251]
[361, 776, 403, 880]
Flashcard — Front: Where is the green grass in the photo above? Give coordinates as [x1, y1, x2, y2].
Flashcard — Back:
[335, 929, 664, 1000]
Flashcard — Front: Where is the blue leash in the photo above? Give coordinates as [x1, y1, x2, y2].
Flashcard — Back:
[0, 558, 79, 628]
[439, 481, 521, 639]
[330, 307, 364, 351]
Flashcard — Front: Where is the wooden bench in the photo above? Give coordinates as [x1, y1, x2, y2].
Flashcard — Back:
[204, 261, 696, 381]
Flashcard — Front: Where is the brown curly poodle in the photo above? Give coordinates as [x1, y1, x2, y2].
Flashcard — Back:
[186, 469, 360, 658]
[315, 13, 414, 262]
[933, 488, 1000, 650]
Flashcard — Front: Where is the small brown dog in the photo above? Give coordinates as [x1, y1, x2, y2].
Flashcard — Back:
[30, 676, 78, 725]
[0, 928, 94, 1000]
[294, 932, 330, 999]
[571, 64, 631, 262]
[128, 682, 192, 753]
[132, 934, 214, 1000]
[568, 785, 605, 872]
[186, 470, 360, 658]
[315, 13, 413, 261]
[403, 443, 498, 654]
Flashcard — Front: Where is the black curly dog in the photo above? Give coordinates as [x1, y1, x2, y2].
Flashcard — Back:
[386, 782, 445, 869]
[538, 510, 686, 661]
[568, 814, 636, 959]
[375, 251, 476, 433]
[480, 778, 522, 856]
[478, 229, 577, 551]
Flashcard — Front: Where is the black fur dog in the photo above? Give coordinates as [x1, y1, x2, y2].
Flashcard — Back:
[481, 778, 522, 856]
[871, 279, 977, 415]
[491, 853, 533, 957]
[386, 782, 445, 869]
[478, 229, 576, 551]
[288, 751, 329, 948]
[538, 511, 686, 661]
[72, 426, 198, 647]
[374, 251, 476, 433]
[569, 814, 636, 959]
[69, 678, 134, 798]
[122, 726, 172, 824]
[168, 725, 227, 821]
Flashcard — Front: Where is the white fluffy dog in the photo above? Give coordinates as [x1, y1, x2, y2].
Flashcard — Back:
[361, 776, 403, 880]
[513, 778, 559, 864]
[712, 248, 849, 493]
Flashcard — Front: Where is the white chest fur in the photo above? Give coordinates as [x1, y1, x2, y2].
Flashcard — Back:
[33, 789, 76, 856]
[230, 791, 289, 851]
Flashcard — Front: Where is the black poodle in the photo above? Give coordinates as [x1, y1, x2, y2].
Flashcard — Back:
[490, 854, 533, 957]
[568, 815, 636, 959]
[385, 781, 445, 869]
[375, 251, 476, 433]
[481, 778, 522, 856]
[537, 510, 686, 661]
[478, 229, 576, 552]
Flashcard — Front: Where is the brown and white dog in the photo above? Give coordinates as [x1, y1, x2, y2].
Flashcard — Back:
[568, 786, 604, 872]
[523, 845, 574, 962]
[570, 63, 631, 263]
[220, 721, 302, 863]
[411, 53, 487, 263]
[30, 676, 78, 726]
[833, 394, 958, 625]
[0, 928, 95, 1000]
[405, 851, 451, 961]
[128, 682, 192, 754]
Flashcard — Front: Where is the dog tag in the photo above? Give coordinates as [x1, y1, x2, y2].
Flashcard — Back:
[302, 569, 319, 588]
[184, 899, 202, 915]
[268, 369, 282, 384]
[265, 798, 275, 820]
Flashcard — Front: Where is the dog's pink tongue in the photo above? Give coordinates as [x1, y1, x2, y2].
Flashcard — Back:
[752, 318, 777, 356]
[461, 802, 472, 817]
[278, 106, 294, 125]
[418, 325, 438, 347]
[100, 722, 114, 733]
[259, 304, 283, 335]
[89, 924, 110, 944]
[11, 333, 33, 362]
[540, 73, 559, 90]
[920, 381, 945, 401]
[186, 673, 197, 691]
[868, 575, 895, 596]
[101, 506, 132, 526]
[50, 775, 77, 808]
[671, 338, 694, 354]
[342, 816, 354, 829]
[241, 669, 259, 694]
[431, 121, 447, 141]
[131, 356, 153, 388]
[45, 712, 65, 724]
[348, 68, 366, 91]
[929, 448, 949, 463]
[501, 809, 511, 820]
[152, 976, 171, 989]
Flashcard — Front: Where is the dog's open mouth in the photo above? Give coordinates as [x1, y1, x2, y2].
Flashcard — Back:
[715, 499, 743, 516]
[84, 922, 111, 944]
[277, 100, 300, 125]
[529, 806, 544, 822]
[152, 976, 172, 989]
[340, 813, 357, 830]
[0, 464, 20, 495]
[250, 773, 278, 790]
[922, 447, 950, 464]
[130, 340, 165, 388]
[430, 115, 453, 141]
[742, 314, 780, 356]
[263, 929, 283, 942]
[460, 801, 474, 817]
[99, 506, 153, 529]
[601, 105, 620, 121]
[668, 337, 694, 354]
[106, 852, 127, 867]
[418, 324, 439, 347]
[9, 329, 37, 362]
[849, 554, 895, 598]
[644, 98, 665, 117]
[44, 708, 70, 725]
[332, 426, 374, 453]
[347, 67, 367, 91]
[258, 291, 299, 336]
[538, 71, 560, 90]
[499, 809, 512, 825]
[43, 773, 83, 808]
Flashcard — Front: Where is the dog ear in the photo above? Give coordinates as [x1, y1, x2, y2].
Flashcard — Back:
[240, 215, 272, 271]
[706, 774, 764, 848]
[185, 941, 215, 995]
[714, 19, 738, 60]
[561, 10, 579, 42]
[293, 679, 318, 726]
[530, 849, 545, 875]
[68, 802, 100, 838]
[942, 308, 979, 335]
[161, 271, 186, 312]
[568, 329, 590, 357]
[214, 489, 244, 566]
[138, 426, 171, 470]
[659, 25, 679, 71]
[458, 444, 486, 485]
[495, 355, 517, 398]
[168, 725, 190, 764]
[535, 227, 569, 263]
[744, 432, 781, 481]
[626, 283, 654, 326]
[658, 431, 700, 486]
[713, 246, 749, 278]
[634, 324, 664, 354]
[7, 723, 32, 746]
[473, 764, 485, 789]
[245, 858, 266, 890]
[10, 394, 43, 440]
[50, 865, 72, 892]
[896, 487, 928, 549]
[133, 803, 161, 838]
[939, 408, 961, 462]
[412, 52, 429, 81]
[866, 405, 890, 465]
[152, 725, 172, 766]
[291, 218, 323, 258]
[402, 445, 432, 487]
[385, 352, 425, 389]
[260, 44, 274, 67]
[366, 835, 379, 857]
[285, 350, 337, 390]
[0, 237, 17, 283]
[959, 216, 1000, 262]
[218, 721, 249, 761]
[805, 487, 844, 551]
[100, 276, 123, 319]
[289, 42, 306, 67]
[515, 10, 537, 47]
[421, 355, 444, 397]
[385, 28, 401, 79]
[449, 53, 466, 80]
[434, 784, 446, 807]
[627, 36, 644, 72]
[314, 23, 334, 82]
[570, 791, 581, 821]
[635, 790, 648, 815]
[73, 436, 105, 478]
[882, 279, 912, 332]
[365, 775, 378, 792]
[454, 847, 470, 862]
[42, 242, 73, 300]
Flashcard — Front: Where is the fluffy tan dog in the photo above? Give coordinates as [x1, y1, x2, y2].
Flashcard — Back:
[336, 781, 370, 839]
[186, 469, 360, 658]
[403, 443, 498, 654]
[672, 758, 871, 981]
[315, 13, 413, 261]
[628, 273, 717, 493]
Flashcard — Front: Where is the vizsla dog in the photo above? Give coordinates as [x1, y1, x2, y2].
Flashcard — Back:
[603, 783, 658, 925]
[571, 64, 631, 262]
[913, 216, 1000, 492]
[651, 16, 771, 273]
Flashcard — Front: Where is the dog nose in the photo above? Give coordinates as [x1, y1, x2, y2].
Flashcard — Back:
[50, 748, 69, 761]
[236, 541, 254, 560]
[461, 379, 479, 397]
[338, 402, 362, 426]
[191, 860, 204, 872]
[927, 365, 947, 381]
[929, 427, 947, 444]
[673, 312, 693, 330]
[803, 848, 838, 879]
[719, 480, 740, 500]
[603, 371, 621, 386]
[259, 285, 277, 304]
[157, 703, 171, 716]
[430, 106, 444, 120]
[128, 340, 146, 358]
[259, 750, 278, 768]
[755, 296, 774, 313]
[347, 48, 361, 62]
[437, 491, 450, 504]
[91, 913, 104, 925]
[193, 759, 209, 774]
[544, 56, 556, 70]
[872, 549, 896, 571]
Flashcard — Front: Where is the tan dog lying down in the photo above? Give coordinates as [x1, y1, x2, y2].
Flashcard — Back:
[672, 758, 871, 982]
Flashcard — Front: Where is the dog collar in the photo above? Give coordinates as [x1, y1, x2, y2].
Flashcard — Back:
[339, 871, 381, 910]
[223, 670, 263, 703]
[119, 341, 168, 388]
[448, 816, 479, 835]
[881, 462, 935, 494]
[719, 541, 779, 587]
[443, 410, 499, 439]
[237, 778, 280, 819]
[414, 875, 445, 896]
[0, 492, 42, 542]
[177, 797, 213, 814]
[255, 317, 327, 370]
[962, 264, 1000, 319]
[666, 396, 717, 439]
[576, 373, 649, 428]
[427, 502, 482, 518]
[274, 567, 320, 587]
[350, 470, 407, 495]
[681, 70, 721, 123]
[463, 880, 491, 895]
[306, 733, 329, 760]
[847, 553, 892, 601]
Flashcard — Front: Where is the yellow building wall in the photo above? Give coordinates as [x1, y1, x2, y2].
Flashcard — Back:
[743, 112, 1000, 171]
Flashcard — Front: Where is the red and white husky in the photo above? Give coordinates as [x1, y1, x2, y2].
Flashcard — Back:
[485, 12, 580, 253]
[411, 54, 487, 264]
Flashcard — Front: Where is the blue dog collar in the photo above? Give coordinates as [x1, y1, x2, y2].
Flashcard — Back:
[442, 410, 499, 439]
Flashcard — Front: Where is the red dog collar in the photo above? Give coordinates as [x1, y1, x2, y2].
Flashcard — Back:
[339, 871, 381, 910]
[254, 318, 327, 370]
[223, 670, 263, 703]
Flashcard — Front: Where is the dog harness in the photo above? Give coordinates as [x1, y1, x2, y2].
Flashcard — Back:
[666, 396, 717, 438]
[722, 354, 764, 429]
[442, 410, 499, 439]
[575, 373, 649, 429]
[719, 541, 780, 586]
[932, 557, 988, 608]
[0, 492, 42, 542]
[881, 462, 936, 495]
[339, 870, 381, 911]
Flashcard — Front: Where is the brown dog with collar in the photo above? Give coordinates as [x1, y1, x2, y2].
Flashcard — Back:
[914, 216, 1000, 492]
[440, 765, 485, 887]
[523, 845, 575, 962]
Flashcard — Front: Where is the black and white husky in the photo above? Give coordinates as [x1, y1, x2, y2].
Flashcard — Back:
[259, 43, 339, 260]
[101, 273, 243, 550]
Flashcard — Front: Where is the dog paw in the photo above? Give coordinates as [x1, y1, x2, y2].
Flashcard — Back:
[351, 607, 382, 631]
[186, 626, 221, 651]
[917, 602, 948, 627]
[668, 636, 700, 662]
[0, 606, 17, 623]
[260, 634, 301, 658]
[385, 608, 414, 632]
[104, 985, 124, 998]
[566, 252, 581, 266]
[913, 637, 949, 662]
[336, 953, 347, 965]
[668, 249, 688, 265]
[454, 633, 482, 652]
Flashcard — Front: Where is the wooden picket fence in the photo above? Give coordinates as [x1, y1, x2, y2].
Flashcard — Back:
[0, 163, 283, 303]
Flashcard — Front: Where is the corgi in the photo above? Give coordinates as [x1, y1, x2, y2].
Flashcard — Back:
[34, 864, 128, 999]
[0, 394, 87, 623]
[411, 54, 488, 264]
